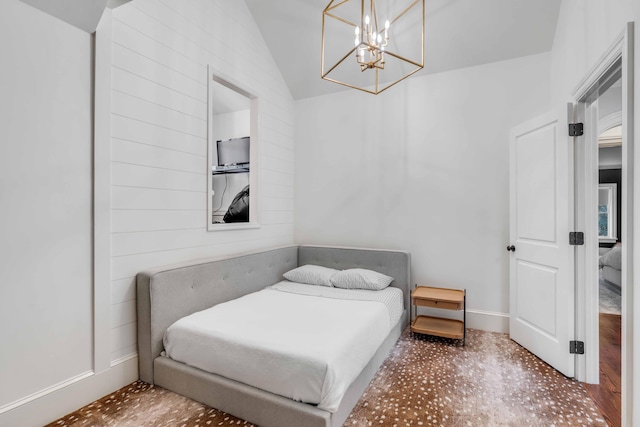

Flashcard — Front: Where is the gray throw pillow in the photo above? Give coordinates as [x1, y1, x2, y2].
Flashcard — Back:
[330, 268, 394, 290]
[283, 264, 338, 287]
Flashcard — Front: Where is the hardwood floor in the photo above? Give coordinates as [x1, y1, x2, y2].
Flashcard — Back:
[583, 313, 621, 427]
[46, 328, 608, 427]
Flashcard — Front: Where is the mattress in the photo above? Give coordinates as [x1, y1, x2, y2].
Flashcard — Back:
[163, 281, 404, 412]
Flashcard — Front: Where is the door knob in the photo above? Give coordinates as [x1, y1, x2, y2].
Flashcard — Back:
[506, 245, 516, 252]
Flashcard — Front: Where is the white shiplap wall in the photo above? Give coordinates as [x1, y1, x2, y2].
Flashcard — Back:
[110, 0, 295, 363]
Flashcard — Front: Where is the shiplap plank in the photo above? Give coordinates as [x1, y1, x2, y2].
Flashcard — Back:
[112, 187, 204, 210]
[111, 344, 137, 364]
[111, 43, 205, 102]
[133, 0, 222, 60]
[144, 0, 286, 100]
[263, 107, 296, 129]
[111, 114, 205, 156]
[112, 91, 206, 139]
[262, 169, 294, 187]
[112, 209, 205, 233]
[111, 300, 136, 328]
[112, 66, 206, 121]
[112, 16, 205, 83]
[117, 3, 217, 77]
[112, 162, 205, 193]
[111, 232, 295, 280]
[261, 198, 295, 213]
[111, 162, 207, 193]
[111, 277, 136, 305]
[138, 0, 285, 100]
[112, 138, 206, 174]
[261, 211, 295, 225]
[112, 225, 288, 257]
[260, 100, 295, 128]
[262, 155, 294, 175]
[261, 184, 294, 200]
[266, 143, 294, 163]
[142, 0, 290, 103]
[260, 126, 295, 150]
[111, 323, 137, 355]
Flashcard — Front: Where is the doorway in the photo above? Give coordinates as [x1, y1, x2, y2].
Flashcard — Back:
[579, 73, 623, 427]
[571, 23, 633, 427]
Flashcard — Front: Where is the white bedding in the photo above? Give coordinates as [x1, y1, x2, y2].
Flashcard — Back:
[163, 281, 404, 412]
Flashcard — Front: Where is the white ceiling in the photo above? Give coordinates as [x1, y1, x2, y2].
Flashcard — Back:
[18, 0, 560, 100]
[18, 0, 135, 33]
[18, 0, 108, 33]
[245, 0, 561, 100]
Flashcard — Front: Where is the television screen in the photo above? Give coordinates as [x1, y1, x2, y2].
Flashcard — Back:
[217, 136, 250, 166]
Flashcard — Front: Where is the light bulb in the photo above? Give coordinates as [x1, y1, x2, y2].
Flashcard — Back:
[355, 26, 360, 35]
[355, 36, 360, 46]
[385, 20, 390, 30]
[365, 15, 370, 25]
[372, 32, 377, 44]
[377, 34, 382, 43]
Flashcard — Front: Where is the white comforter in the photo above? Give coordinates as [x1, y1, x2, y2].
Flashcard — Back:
[163, 281, 403, 412]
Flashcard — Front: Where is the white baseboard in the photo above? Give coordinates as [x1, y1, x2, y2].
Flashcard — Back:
[111, 352, 138, 368]
[466, 309, 510, 333]
[0, 370, 94, 415]
[0, 356, 138, 427]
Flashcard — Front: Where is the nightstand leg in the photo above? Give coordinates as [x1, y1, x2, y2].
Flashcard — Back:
[463, 291, 466, 346]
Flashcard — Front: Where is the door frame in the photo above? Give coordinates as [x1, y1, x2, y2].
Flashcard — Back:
[571, 22, 634, 425]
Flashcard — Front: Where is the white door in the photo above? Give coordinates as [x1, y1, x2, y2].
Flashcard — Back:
[509, 110, 575, 377]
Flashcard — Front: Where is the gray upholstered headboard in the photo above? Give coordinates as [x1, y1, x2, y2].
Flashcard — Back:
[137, 245, 410, 384]
[298, 245, 411, 312]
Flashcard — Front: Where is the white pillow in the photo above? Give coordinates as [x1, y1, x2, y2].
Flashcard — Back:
[283, 264, 338, 287]
[330, 268, 394, 290]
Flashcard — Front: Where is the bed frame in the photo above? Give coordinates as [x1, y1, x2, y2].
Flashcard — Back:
[137, 245, 411, 427]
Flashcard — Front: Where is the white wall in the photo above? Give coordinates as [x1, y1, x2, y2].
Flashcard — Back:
[0, 0, 95, 423]
[109, 0, 295, 363]
[212, 110, 250, 145]
[599, 146, 623, 168]
[295, 53, 551, 330]
[549, 1, 640, 423]
[0, 0, 294, 425]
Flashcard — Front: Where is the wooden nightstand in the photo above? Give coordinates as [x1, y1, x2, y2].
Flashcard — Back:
[411, 286, 466, 345]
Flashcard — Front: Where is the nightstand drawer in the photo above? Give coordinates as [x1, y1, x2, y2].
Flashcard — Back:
[413, 298, 462, 310]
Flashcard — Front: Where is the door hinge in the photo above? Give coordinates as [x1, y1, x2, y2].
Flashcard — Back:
[568, 122, 584, 136]
[569, 231, 584, 245]
[570, 340, 585, 355]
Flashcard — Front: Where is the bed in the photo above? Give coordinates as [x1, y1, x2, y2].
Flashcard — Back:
[137, 245, 411, 427]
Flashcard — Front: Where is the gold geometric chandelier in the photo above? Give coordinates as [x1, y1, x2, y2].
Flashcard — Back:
[321, 0, 424, 95]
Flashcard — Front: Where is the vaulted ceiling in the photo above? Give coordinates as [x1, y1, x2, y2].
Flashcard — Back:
[18, 0, 109, 33]
[18, 0, 561, 101]
[246, 0, 561, 99]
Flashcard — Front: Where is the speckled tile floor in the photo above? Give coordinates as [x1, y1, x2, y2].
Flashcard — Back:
[47, 328, 606, 427]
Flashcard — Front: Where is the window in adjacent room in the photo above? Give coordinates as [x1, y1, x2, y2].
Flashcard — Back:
[598, 183, 617, 242]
